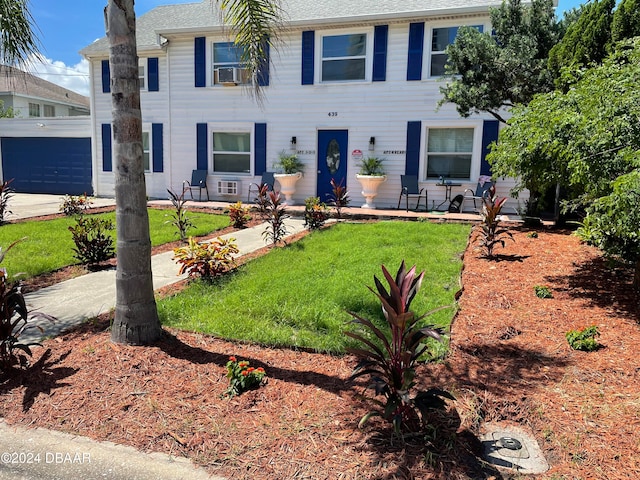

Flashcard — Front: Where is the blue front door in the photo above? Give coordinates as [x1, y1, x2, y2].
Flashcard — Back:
[317, 130, 348, 203]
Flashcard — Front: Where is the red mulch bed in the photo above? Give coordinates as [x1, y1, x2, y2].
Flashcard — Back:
[1, 222, 639, 479]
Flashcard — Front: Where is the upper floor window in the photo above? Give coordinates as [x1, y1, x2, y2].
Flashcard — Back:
[212, 42, 250, 85]
[212, 132, 251, 174]
[29, 103, 40, 117]
[321, 33, 367, 82]
[430, 25, 483, 77]
[43, 104, 55, 117]
[426, 128, 474, 180]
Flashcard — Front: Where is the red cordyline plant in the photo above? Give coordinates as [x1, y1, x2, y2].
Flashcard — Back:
[478, 185, 514, 258]
[346, 261, 454, 435]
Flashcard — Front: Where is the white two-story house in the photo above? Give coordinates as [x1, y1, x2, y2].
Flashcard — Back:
[81, 0, 519, 210]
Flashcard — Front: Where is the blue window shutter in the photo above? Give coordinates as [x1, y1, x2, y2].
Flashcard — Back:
[372, 25, 388, 82]
[405, 121, 422, 176]
[194, 37, 206, 88]
[254, 123, 267, 175]
[101, 60, 110, 93]
[196, 123, 208, 171]
[102, 124, 112, 172]
[406, 23, 424, 81]
[152, 124, 163, 172]
[148, 57, 159, 92]
[301, 30, 315, 85]
[258, 40, 270, 87]
[481, 120, 499, 176]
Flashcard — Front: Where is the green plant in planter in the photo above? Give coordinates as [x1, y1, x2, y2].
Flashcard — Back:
[566, 325, 600, 351]
[346, 261, 454, 435]
[358, 157, 386, 176]
[275, 150, 305, 174]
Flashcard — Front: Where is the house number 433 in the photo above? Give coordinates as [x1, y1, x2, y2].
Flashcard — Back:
[328, 112, 338, 117]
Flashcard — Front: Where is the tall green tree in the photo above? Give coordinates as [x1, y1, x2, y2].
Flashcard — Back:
[547, 0, 615, 82]
[106, 0, 282, 345]
[439, 0, 560, 123]
[488, 40, 640, 287]
[0, 0, 40, 65]
[611, 0, 640, 42]
[0, 100, 16, 118]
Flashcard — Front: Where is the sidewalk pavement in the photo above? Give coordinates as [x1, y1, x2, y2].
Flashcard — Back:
[8, 215, 305, 480]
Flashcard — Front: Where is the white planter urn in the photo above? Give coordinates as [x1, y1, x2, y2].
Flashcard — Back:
[274, 172, 303, 205]
[356, 174, 387, 209]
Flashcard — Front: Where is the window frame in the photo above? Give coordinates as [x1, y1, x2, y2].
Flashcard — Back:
[28, 103, 40, 117]
[142, 129, 152, 173]
[138, 61, 146, 91]
[426, 22, 485, 78]
[211, 41, 251, 86]
[208, 123, 254, 176]
[317, 28, 373, 84]
[43, 104, 55, 117]
[421, 122, 484, 182]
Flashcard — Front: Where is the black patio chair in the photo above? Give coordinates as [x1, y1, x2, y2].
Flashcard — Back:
[397, 175, 426, 211]
[247, 171, 275, 202]
[182, 169, 209, 201]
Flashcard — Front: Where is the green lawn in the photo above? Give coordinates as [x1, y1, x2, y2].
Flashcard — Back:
[0, 209, 229, 280]
[159, 221, 471, 354]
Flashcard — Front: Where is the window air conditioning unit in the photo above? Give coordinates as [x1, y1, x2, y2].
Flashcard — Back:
[217, 67, 241, 85]
[217, 180, 239, 195]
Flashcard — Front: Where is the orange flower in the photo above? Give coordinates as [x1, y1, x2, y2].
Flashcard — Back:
[241, 370, 249, 376]
[247, 367, 255, 373]
[229, 356, 237, 362]
[257, 367, 265, 373]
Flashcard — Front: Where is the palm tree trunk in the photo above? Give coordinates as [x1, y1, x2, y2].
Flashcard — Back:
[106, 0, 161, 345]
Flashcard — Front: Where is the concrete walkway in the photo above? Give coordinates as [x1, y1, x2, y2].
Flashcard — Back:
[22, 217, 306, 344]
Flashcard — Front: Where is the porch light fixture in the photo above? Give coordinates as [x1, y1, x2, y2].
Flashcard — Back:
[369, 136, 375, 151]
[290, 136, 297, 150]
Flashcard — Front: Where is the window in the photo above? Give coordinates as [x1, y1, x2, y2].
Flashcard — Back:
[43, 104, 55, 117]
[138, 63, 146, 90]
[426, 128, 474, 179]
[212, 132, 251, 174]
[29, 103, 40, 117]
[212, 42, 249, 85]
[430, 25, 483, 77]
[321, 33, 367, 82]
[142, 131, 151, 172]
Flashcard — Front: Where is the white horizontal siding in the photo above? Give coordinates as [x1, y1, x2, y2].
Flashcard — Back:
[90, 18, 528, 209]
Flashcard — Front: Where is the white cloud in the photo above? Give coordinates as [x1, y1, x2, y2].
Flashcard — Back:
[23, 55, 91, 97]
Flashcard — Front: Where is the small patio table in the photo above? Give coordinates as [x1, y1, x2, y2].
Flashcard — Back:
[434, 180, 462, 210]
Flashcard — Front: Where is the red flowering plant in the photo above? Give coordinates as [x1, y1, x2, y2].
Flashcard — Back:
[223, 356, 267, 398]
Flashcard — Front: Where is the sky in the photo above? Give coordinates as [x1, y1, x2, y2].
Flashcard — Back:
[24, 0, 585, 97]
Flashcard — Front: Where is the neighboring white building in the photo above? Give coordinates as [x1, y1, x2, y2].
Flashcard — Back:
[0, 66, 90, 118]
[81, 0, 520, 210]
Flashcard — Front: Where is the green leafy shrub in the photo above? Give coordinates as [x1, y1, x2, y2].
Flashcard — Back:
[69, 216, 115, 265]
[0, 240, 53, 370]
[274, 151, 305, 174]
[358, 157, 385, 176]
[254, 183, 271, 220]
[566, 325, 600, 351]
[303, 196, 330, 230]
[262, 191, 289, 246]
[166, 189, 195, 241]
[0, 180, 14, 225]
[227, 201, 251, 228]
[173, 236, 238, 279]
[478, 185, 514, 258]
[59, 194, 92, 217]
[328, 178, 350, 218]
[223, 356, 267, 398]
[346, 261, 454, 435]
[534, 284, 553, 299]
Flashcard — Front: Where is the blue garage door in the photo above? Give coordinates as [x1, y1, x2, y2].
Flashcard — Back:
[1, 137, 92, 195]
